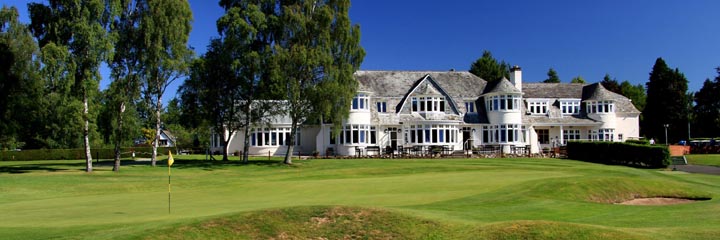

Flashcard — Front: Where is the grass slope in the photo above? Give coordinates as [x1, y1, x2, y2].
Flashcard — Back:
[686, 154, 720, 167]
[0, 157, 718, 239]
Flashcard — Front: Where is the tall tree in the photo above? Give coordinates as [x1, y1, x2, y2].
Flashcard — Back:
[469, 50, 510, 82]
[273, 0, 365, 164]
[643, 58, 689, 143]
[139, 0, 193, 166]
[203, 0, 282, 162]
[543, 68, 560, 83]
[601, 74, 622, 94]
[0, 6, 43, 150]
[620, 80, 646, 112]
[107, 0, 144, 171]
[29, 0, 113, 172]
[570, 76, 586, 83]
[693, 72, 720, 138]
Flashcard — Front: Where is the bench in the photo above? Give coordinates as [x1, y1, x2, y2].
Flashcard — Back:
[366, 146, 381, 157]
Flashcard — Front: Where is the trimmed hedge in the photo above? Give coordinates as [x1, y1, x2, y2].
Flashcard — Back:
[625, 139, 649, 145]
[567, 141, 670, 168]
[0, 147, 173, 161]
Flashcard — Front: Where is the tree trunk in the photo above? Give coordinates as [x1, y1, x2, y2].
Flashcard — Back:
[221, 130, 235, 161]
[242, 127, 250, 164]
[113, 102, 125, 172]
[284, 120, 298, 165]
[152, 96, 162, 167]
[83, 91, 93, 172]
[242, 114, 252, 164]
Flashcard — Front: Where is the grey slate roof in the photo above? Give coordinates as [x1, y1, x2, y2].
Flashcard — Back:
[581, 83, 640, 114]
[483, 77, 522, 94]
[355, 71, 486, 98]
[523, 83, 586, 99]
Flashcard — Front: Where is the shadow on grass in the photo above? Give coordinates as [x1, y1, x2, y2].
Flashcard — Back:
[171, 159, 290, 171]
[0, 158, 294, 174]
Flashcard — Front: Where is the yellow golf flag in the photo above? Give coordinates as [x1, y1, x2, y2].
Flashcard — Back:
[168, 150, 174, 166]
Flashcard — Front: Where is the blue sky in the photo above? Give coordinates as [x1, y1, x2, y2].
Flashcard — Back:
[7, 0, 720, 103]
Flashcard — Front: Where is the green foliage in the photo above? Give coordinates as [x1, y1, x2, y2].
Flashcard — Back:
[269, 0, 365, 163]
[542, 68, 561, 83]
[643, 58, 690, 143]
[469, 50, 510, 83]
[692, 71, 720, 138]
[625, 139, 649, 145]
[601, 73, 622, 93]
[620, 80, 646, 112]
[566, 141, 670, 168]
[569, 75, 586, 83]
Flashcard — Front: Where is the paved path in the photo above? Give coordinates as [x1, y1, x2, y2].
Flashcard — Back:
[673, 165, 720, 175]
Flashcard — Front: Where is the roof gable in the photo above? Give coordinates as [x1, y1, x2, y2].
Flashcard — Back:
[396, 75, 461, 114]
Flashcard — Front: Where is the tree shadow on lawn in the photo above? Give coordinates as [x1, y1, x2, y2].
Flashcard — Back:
[0, 165, 71, 174]
[171, 159, 290, 171]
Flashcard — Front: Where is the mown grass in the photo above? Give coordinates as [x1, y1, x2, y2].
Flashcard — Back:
[686, 154, 720, 167]
[0, 156, 718, 239]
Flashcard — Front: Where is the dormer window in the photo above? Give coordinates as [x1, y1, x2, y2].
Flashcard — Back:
[465, 101, 475, 113]
[351, 93, 370, 111]
[560, 99, 581, 115]
[411, 96, 445, 113]
[376, 101, 387, 113]
[586, 100, 614, 114]
[527, 100, 550, 115]
[486, 95, 520, 112]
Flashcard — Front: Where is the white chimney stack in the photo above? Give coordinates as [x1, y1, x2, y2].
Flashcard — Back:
[510, 65, 522, 92]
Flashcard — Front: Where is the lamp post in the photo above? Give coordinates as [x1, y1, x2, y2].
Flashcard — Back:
[663, 124, 670, 145]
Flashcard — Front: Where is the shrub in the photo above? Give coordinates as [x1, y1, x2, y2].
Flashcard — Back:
[566, 141, 670, 168]
[625, 139, 649, 145]
[0, 147, 174, 161]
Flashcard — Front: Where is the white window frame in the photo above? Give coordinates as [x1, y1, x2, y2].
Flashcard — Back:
[351, 93, 370, 111]
[527, 99, 550, 115]
[482, 124, 522, 144]
[411, 96, 446, 113]
[376, 101, 387, 113]
[406, 124, 458, 145]
[585, 100, 615, 114]
[465, 101, 475, 113]
[562, 129, 581, 144]
[250, 127, 295, 146]
[560, 99, 581, 115]
[486, 95, 520, 112]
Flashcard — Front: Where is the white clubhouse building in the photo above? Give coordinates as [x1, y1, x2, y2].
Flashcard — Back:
[211, 66, 640, 156]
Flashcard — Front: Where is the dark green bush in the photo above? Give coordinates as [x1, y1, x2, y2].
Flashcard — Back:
[567, 141, 670, 168]
[625, 139, 649, 145]
[0, 147, 173, 161]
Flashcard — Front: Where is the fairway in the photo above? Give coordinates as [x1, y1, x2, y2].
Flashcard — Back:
[1, 157, 719, 239]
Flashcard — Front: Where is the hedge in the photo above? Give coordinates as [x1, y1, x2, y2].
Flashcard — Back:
[566, 141, 670, 168]
[0, 147, 174, 161]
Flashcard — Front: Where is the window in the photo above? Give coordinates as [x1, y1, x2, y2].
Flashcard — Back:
[465, 101, 475, 113]
[377, 102, 387, 113]
[486, 95, 520, 112]
[351, 93, 370, 110]
[536, 129, 549, 144]
[527, 100, 550, 115]
[563, 129, 580, 144]
[249, 128, 295, 146]
[411, 97, 445, 113]
[336, 125, 373, 145]
[598, 128, 615, 142]
[585, 101, 614, 114]
[406, 124, 457, 144]
[482, 124, 521, 144]
[560, 100, 581, 115]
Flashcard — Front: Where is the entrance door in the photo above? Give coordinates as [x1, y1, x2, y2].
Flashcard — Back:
[462, 128, 472, 150]
[390, 131, 398, 150]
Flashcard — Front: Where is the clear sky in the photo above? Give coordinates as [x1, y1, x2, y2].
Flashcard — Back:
[7, 0, 720, 103]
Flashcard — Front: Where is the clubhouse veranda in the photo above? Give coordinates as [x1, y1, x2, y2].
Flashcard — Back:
[211, 66, 640, 156]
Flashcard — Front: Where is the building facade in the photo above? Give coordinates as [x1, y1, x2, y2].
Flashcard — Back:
[211, 67, 640, 156]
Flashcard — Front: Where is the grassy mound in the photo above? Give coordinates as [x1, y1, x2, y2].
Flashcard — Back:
[527, 177, 712, 203]
[475, 220, 648, 240]
[143, 206, 464, 239]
